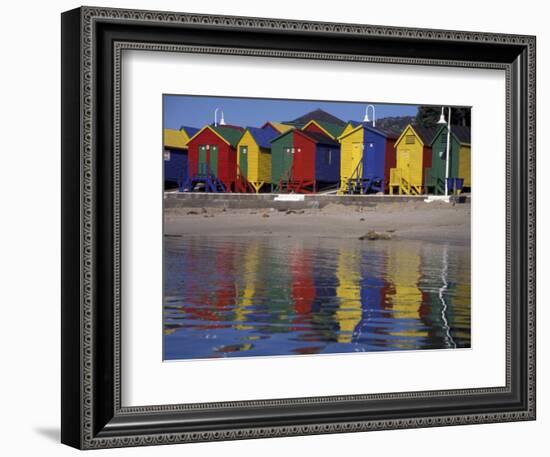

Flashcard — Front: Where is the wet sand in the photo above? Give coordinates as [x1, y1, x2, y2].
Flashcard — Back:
[164, 200, 471, 245]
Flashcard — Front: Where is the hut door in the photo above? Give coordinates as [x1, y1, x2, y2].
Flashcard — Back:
[283, 147, 293, 178]
[239, 146, 248, 178]
[198, 145, 207, 177]
[401, 150, 410, 179]
[210, 145, 219, 176]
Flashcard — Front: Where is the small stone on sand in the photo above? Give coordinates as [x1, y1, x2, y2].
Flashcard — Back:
[359, 230, 392, 241]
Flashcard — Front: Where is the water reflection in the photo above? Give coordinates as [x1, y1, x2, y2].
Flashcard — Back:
[164, 237, 471, 360]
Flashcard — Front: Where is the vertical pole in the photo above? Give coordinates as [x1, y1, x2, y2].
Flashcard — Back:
[444, 107, 452, 198]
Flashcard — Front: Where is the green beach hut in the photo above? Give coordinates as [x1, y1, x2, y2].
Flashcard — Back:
[426, 125, 471, 194]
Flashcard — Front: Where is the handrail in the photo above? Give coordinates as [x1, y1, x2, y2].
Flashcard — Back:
[349, 157, 364, 187]
[278, 161, 293, 192]
[235, 162, 253, 192]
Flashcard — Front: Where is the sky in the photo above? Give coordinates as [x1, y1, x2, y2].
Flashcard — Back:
[163, 95, 420, 130]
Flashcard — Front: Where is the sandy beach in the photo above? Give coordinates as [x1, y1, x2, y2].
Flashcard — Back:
[164, 198, 471, 245]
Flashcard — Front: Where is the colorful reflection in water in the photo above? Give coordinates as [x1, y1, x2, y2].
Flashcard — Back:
[164, 237, 471, 360]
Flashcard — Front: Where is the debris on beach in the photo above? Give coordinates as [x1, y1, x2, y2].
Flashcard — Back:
[201, 207, 208, 214]
[386, 229, 396, 233]
[285, 210, 296, 215]
[262, 213, 270, 218]
[360, 218, 365, 221]
[358, 230, 392, 241]
[187, 210, 199, 215]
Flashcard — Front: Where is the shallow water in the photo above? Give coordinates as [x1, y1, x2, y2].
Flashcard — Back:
[164, 236, 470, 360]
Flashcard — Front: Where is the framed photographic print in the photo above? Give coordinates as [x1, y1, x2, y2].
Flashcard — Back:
[61, 6, 536, 449]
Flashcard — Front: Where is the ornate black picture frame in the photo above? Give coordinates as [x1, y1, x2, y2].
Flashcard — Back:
[61, 6, 536, 449]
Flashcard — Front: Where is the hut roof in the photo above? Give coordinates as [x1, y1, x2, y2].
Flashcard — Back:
[262, 121, 294, 134]
[450, 125, 471, 144]
[269, 128, 339, 146]
[187, 125, 244, 147]
[430, 124, 471, 146]
[339, 122, 398, 140]
[302, 120, 346, 139]
[284, 108, 346, 127]
[179, 126, 199, 139]
[346, 120, 362, 128]
[244, 126, 280, 148]
[412, 126, 438, 145]
[163, 128, 188, 149]
[211, 125, 244, 147]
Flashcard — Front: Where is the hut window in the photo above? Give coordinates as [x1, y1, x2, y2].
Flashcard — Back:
[327, 149, 332, 165]
[164, 150, 171, 161]
[406, 135, 415, 144]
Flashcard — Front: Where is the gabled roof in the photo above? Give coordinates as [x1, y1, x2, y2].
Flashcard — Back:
[413, 126, 438, 145]
[179, 126, 199, 139]
[338, 122, 398, 141]
[187, 125, 244, 147]
[451, 125, 471, 145]
[269, 128, 338, 146]
[241, 126, 280, 148]
[270, 128, 295, 144]
[284, 108, 346, 127]
[261, 121, 294, 134]
[163, 128, 188, 149]
[302, 120, 346, 139]
[431, 124, 471, 146]
[211, 125, 244, 147]
[395, 124, 437, 146]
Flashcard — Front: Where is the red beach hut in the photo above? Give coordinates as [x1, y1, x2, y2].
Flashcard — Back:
[185, 125, 244, 192]
[293, 130, 341, 193]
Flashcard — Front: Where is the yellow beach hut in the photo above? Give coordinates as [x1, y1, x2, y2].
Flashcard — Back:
[389, 125, 437, 195]
[236, 126, 280, 192]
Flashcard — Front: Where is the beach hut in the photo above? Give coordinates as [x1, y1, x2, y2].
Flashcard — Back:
[235, 126, 280, 193]
[185, 125, 244, 192]
[426, 125, 471, 194]
[270, 129, 341, 193]
[389, 124, 436, 195]
[338, 123, 397, 194]
[163, 126, 198, 190]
